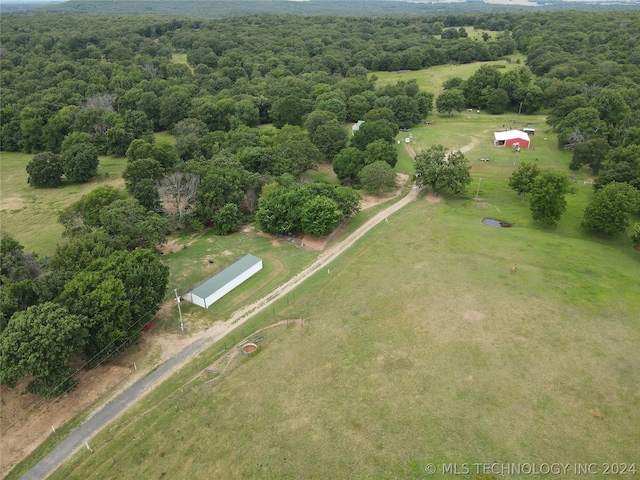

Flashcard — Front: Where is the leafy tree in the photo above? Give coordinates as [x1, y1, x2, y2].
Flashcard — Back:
[210, 203, 242, 235]
[84, 249, 169, 326]
[529, 169, 574, 227]
[314, 98, 346, 123]
[358, 161, 397, 194]
[49, 230, 119, 273]
[0, 235, 40, 284]
[443, 77, 464, 90]
[333, 147, 366, 183]
[363, 108, 396, 124]
[99, 198, 169, 249]
[61, 132, 93, 153]
[271, 95, 309, 128]
[105, 126, 134, 156]
[59, 272, 131, 364]
[346, 95, 371, 122]
[224, 126, 262, 153]
[389, 95, 420, 128]
[508, 162, 540, 202]
[131, 178, 161, 212]
[126, 138, 154, 162]
[19, 106, 44, 153]
[26, 152, 63, 187]
[255, 183, 301, 234]
[436, 89, 466, 116]
[59, 186, 125, 235]
[149, 142, 178, 170]
[193, 168, 245, 226]
[122, 158, 163, 194]
[581, 182, 640, 237]
[414, 91, 434, 118]
[333, 186, 361, 217]
[521, 84, 544, 113]
[414, 145, 471, 195]
[630, 223, 640, 251]
[42, 105, 79, 153]
[556, 107, 606, 150]
[351, 120, 398, 151]
[305, 110, 337, 138]
[462, 65, 501, 108]
[594, 145, 640, 192]
[300, 196, 343, 237]
[310, 119, 349, 160]
[364, 138, 398, 168]
[498, 70, 522, 103]
[273, 125, 322, 177]
[0, 303, 87, 397]
[591, 89, 631, 128]
[60, 143, 99, 182]
[486, 88, 509, 114]
[569, 138, 610, 174]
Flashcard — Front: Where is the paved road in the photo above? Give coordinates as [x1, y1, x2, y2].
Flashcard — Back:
[20, 185, 421, 480]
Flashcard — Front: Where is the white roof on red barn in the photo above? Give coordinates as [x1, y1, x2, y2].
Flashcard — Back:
[493, 130, 530, 142]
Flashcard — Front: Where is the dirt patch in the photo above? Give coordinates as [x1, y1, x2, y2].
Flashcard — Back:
[425, 192, 442, 203]
[0, 362, 133, 477]
[157, 236, 198, 255]
[360, 173, 409, 210]
[0, 196, 25, 211]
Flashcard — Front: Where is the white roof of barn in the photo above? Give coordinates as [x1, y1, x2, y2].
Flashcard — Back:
[352, 120, 365, 131]
[191, 254, 262, 299]
[493, 130, 530, 142]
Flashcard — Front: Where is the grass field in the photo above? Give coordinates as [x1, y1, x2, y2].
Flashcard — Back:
[157, 228, 317, 332]
[0, 153, 127, 257]
[374, 56, 526, 98]
[5, 58, 640, 479]
[48, 193, 640, 480]
[43, 115, 640, 478]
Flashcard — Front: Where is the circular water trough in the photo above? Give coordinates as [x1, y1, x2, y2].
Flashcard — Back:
[482, 218, 513, 228]
[241, 343, 258, 354]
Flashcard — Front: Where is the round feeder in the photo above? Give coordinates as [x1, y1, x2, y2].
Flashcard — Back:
[241, 343, 258, 355]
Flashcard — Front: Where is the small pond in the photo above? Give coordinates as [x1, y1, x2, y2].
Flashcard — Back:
[482, 218, 513, 228]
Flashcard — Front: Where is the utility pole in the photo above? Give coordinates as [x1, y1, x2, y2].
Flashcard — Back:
[174, 288, 184, 333]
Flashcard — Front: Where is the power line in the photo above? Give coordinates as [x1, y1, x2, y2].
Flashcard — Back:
[1, 299, 168, 434]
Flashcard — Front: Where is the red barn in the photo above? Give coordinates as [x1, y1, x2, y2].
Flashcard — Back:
[493, 130, 530, 148]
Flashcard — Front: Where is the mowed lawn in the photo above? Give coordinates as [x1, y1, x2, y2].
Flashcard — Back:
[51, 151, 640, 478]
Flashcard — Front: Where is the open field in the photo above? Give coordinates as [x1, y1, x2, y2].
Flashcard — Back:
[47, 189, 640, 479]
[0, 153, 127, 257]
[5, 57, 639, 478]
[43, 114, 640, 478]
[374, 56, 527, 98]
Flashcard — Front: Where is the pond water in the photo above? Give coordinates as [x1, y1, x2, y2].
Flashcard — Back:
[482, 218, 513, 227]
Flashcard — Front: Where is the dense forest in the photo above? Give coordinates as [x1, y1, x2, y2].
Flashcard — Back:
[9, 0, 640, 17]
[1, 10, 640, 397]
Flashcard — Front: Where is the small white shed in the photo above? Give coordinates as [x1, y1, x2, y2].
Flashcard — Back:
[191, 254, 263, 309]
[352, 120, 365, 135]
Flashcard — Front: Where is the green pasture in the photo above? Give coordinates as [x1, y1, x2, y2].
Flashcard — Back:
[44, 82, 640, 480]
[0, 152, 127, 257]
[49, 188, 640, 480]
[158, 228, 317, 332]
[7, 58, 640, 479]
[373, 56, 526, 98]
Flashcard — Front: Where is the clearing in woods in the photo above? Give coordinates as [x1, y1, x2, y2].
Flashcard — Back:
[40, 113, 640, 478]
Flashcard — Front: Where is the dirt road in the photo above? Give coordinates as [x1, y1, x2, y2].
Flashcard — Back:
[19, 185, 421, 480]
